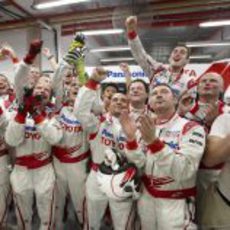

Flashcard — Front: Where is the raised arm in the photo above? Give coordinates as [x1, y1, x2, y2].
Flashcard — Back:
[125, 16, 163, 79]
[74, 67, 107, 131]
[52, 32, 87, 109]
[119, 62, 132, 89]
[42, 47, 58, 71]
[0, 107, 8, 133]
[52, 60, 71, 110]
[14, 40, 43, 103]
[0, 42, 19, 64]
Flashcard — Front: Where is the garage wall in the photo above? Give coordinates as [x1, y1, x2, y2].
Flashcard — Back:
[0, 24, 100, 82]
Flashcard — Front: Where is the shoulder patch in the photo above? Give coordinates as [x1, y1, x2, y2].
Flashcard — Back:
[182, 121, 199, 135]
[187, 79, 198, 89]
[189, 102, 199, 115]
[192, 131, 204, 139]
[99, 115, 106, 123]
[218, 100, 224, 114]
[89, 132, 98, 140]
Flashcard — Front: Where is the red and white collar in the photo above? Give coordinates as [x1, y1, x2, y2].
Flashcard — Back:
[156, 112, 179, 128]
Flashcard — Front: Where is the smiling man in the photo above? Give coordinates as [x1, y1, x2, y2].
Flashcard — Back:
[74, 68, 137, 230]
[4, 39, 63, 230]
[128, 79, 149, 122]
[125, 16, 195, 97]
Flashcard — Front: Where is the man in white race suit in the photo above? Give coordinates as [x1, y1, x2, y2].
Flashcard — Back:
[120, 83, 206, 230]
[5, 40, 63, 230]
[74, 68, 137, 230]
[125, 16, 196, 98]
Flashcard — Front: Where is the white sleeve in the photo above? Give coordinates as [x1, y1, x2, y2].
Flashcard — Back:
[148, 123, 206, 181]
[5, 119, 25, 147]
[0, 111, 8, 133]
[125, 140, 146, 169]
[209, 114, 230, 138]
[36, 117, 63, 145]
[14, 61, 30, 104]
[52, 60, 71, 110]
[74, 84, 99, 131]
[128, 35, 163, 79]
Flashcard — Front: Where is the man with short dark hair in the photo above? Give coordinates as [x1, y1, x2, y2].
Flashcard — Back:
[128, 79, 150, 123]
[74, 68, 138, 230]
[101, 83, 119, 112]
[125, 16, 195, 97]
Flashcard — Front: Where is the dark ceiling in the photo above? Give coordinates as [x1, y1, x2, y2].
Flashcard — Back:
[0, 0, 230, 65]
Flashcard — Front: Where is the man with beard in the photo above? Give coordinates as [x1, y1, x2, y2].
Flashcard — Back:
[125, 16, 195, 97]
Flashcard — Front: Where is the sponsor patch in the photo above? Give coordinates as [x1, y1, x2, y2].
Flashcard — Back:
[189, 138, 203, 146]
[192, 131, 204, 138]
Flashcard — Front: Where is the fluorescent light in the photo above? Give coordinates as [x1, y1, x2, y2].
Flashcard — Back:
[34, 0, 89, 9]
[190, 55, 212, 59]
[200, 20, 230, 27]
[186, 41, 230, 47]
[90, 46, 131, 53]
[82, 29, 124, 36]
[101, 57, 135, 63]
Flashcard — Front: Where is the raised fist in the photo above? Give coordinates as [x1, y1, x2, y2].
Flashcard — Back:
[69, 32, 86, 52]
[28, 39, 43, 56]
[24, 39, 43, 64]
[0, 43, 13, 56]
[42, 47, 51, 57]
[125, 16, 137, 32]
[0, 42, 18, 62]
[64, 32, 86, 65]
[119, 62, 130, 73]
[91, 67, 107, 82]
[73, 32, 86, 47]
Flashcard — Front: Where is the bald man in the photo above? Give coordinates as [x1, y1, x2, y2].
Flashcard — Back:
[179, 72, 224, 131]
[178, 72, 225, 227]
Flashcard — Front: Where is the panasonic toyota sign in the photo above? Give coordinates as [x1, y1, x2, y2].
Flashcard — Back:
[86, 64, 210, 83]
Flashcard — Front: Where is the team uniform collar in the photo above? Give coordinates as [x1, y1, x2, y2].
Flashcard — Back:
[168, 67, 184, 85]
[105, 112, 119, 124]
[156, 112, 179, 128]
[129, 104, 148, 114]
